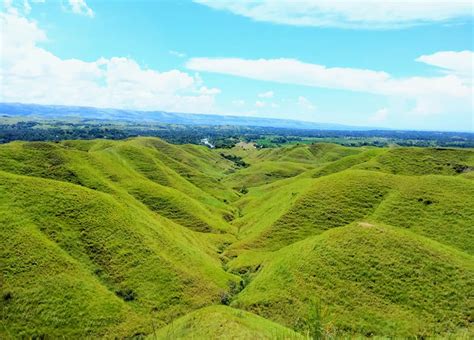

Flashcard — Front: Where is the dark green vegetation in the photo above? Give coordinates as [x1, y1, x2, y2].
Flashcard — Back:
[1, 138, 473, 338]
[2, 115, 473, 148]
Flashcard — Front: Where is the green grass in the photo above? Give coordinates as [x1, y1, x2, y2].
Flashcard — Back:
[232, 223, 474, 338]
[153, 305, 304, 339]
[223, 161, 314, 189]
[0, 170, 238, 337]
[371, 174, 474, 254]
[1, 138, 473, 338]
[228, 168, 473, 255]
[355, 146, 474, 176]
[233, 170, 394, 252]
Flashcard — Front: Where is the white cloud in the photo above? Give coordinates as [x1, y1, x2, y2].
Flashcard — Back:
[23, 0, 32, 14]
[187, 57, 391, 93]
[3, 0, 93, 17]
[195, 0, 473, 29]
[258, 90, 274, 98]
[298, 96, 316, 111]
[416, 50, 473, 80]
[198, 86, 221, 95]
[0, 12, 220, 114]
[68, 0, 94, 18]
[368, 108, 389, 123]
[186, 56, 472, 116]
[0, 9, 46, 48]
[169, 50, 187, 58]
[3, 0, 20, 15]
[254, 100, 278, 109]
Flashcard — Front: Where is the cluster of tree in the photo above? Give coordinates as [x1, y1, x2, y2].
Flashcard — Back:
[219, 153, 249, 168]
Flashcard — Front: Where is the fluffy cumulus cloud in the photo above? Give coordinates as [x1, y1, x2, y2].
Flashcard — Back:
[187, 56, 473, 116]
[194, 0, 473, 29]
[0, 12, 220, 113]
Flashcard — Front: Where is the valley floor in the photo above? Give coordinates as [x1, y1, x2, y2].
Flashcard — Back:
[1, 137, 473, 338]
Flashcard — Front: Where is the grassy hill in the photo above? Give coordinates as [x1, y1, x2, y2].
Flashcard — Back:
[154, 305, 304, 339]
[1, 170, 238, 337]
[1, 138, 473, 338]
[232, 223, 473, 338]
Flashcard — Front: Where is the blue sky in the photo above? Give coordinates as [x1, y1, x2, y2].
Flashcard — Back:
[1, 0, 473, 131]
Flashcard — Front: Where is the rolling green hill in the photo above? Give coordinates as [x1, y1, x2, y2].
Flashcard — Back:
[232, 223, 473, 338]
[1, 138, 473, 338]
[154, 305, 304, 339]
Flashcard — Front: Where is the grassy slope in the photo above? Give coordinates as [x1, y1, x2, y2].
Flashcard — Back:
[227, 154, 473, 263]
[232, 170, 394, 252]
[354, 146, 474, 176]
[0, 170, 238, 337]
[0, 139, 238, 232]
[0, 138, 243, 337]
[154, 305, 304, 339]
[226, 144, 473, 337]
[223, 161, 314, 189]
[1, 138, 473, 338]
[371, 174, 474, 254]
[232, 223, 474, 338]
[222, 143, 364, 189]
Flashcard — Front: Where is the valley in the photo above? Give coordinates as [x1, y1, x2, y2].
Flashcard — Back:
[1, 137, 473, 338]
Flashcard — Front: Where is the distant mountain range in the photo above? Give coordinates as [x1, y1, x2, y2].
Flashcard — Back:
[0, 102, 375, 131]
